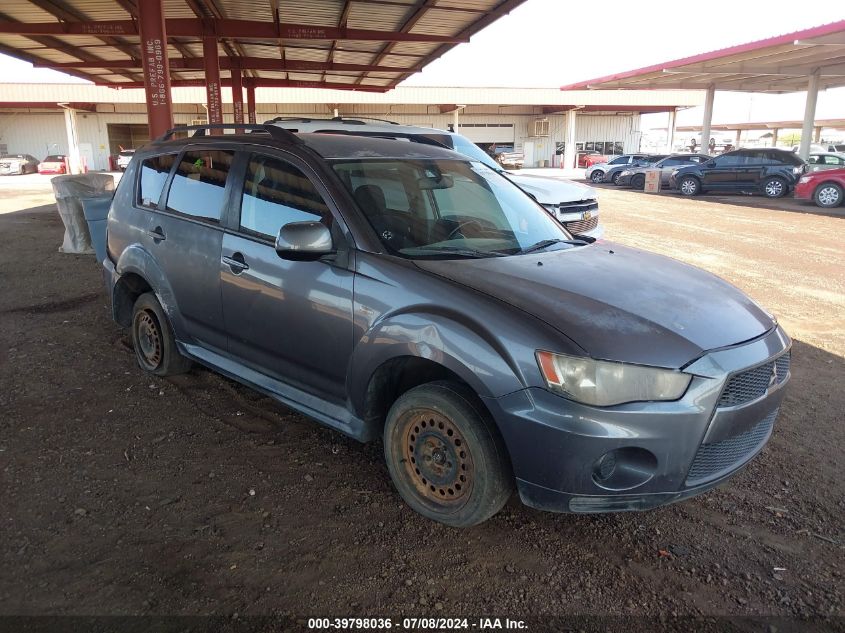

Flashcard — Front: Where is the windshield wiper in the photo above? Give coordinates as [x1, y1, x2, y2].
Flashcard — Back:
[520, 238, 587, 254]
[411, 246, 507, 258]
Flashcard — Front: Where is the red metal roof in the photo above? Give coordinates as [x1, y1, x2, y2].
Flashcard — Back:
[561, 20, 845, 94]
[0, 0, 528, 91]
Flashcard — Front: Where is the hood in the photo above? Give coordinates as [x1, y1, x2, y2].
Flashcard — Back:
[414, 243, 774, 368]
[508, 173, 596, 204]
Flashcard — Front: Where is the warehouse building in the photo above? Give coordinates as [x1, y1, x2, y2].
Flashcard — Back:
[0, 83, 701, 171]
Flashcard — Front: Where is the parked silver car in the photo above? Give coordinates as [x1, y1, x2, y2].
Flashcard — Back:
[616, 154, 711, 189]
[0, 153, 39, 175]
[585, 154, 650, 184]
[807, 152, 845, 172]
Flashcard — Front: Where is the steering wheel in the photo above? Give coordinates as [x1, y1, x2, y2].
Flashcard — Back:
[447, 219, 484, 240]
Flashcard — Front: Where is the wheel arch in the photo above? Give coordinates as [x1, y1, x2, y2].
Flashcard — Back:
[112, 245, 183, 334]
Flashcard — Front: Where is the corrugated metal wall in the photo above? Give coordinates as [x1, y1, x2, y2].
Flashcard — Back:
[0, 110, 640, 170]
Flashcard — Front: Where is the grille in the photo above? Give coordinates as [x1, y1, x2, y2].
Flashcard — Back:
[563, 215, 599, 234]
[717, 351, 790, 408]
[686, 409, 776, 486]
[558, 199, 599, 215]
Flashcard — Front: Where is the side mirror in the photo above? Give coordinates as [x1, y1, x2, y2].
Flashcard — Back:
[275, 221, 333, 261]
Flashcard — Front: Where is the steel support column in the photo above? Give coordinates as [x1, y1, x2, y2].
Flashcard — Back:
[231, 65, 244, 124]
[799, 70, 820, 160]
[137, 0, 173, 139]
[246, 83, 256, 125]
[203, 36, 223, 129]
[665, 108, 676, 153]
[61, 106, 82, 174]
[701, 84, 715, 155]
[771, 128, 779, 147]
[563, 109, 577, 170]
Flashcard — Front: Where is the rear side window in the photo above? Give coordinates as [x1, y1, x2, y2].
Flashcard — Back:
[239, 154, 332, 240]
[138, 154, 176, 208]
[166, 149, 235, 222]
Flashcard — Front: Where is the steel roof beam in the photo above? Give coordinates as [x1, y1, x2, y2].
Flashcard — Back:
[0, 19, 468, 42]
[100, 78, 389, 91]
[36, 57, 406, 72]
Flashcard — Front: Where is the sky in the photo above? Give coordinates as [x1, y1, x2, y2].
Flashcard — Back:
[1, 0, 844, 130]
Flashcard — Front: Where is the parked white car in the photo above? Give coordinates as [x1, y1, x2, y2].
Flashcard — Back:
[116, 149, 135, 171]
[807, 152, 845, 172]
[267, 118, 603, 239]
[585, 154, 651, 184]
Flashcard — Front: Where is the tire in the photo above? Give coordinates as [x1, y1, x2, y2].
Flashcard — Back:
[130, 292, 192, 376]
[814, 182, 843, 208]
[383, 381, 513, 527]
[631, 174, 646, 190]
[762, 177, 787, 199]
[590, 170, 604, 184]
[610, 171, 622, 185]
[678, 176, 700, 196]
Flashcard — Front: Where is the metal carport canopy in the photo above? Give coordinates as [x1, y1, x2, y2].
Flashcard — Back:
[559, 20, 845, 159]
[0, 0, 527, 141]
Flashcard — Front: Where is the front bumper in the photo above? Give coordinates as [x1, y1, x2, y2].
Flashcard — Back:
[793, 180, 813, 200]
[484, 326, 791, 513]
[615, 173, 634, 186]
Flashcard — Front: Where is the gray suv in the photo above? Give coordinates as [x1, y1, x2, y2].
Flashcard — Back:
[104, 124, 791, 527]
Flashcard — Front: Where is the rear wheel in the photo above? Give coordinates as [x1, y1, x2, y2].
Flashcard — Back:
[631, 174, 646, 190]
[130, 292, 192, 376]
[762, 177, 787, 198]
[590, 170, 604, 183]
[679, 176, 700, 196]
[383, 381, 513, 527]
[814, 182, 843, 208]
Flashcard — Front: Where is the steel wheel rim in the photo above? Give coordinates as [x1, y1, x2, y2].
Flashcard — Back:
[401, 409, 474, 510]
[681, 179, 696, 194]
[135, 310, 163, 370]
[766, 180, 783, 197]
[818, 186, 840, 205]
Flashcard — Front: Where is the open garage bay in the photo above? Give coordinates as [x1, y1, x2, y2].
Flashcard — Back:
[1, 177, 843, 620]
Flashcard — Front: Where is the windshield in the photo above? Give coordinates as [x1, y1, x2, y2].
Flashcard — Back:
[449, 134, 501, 170]
[332, 158, 575, 259]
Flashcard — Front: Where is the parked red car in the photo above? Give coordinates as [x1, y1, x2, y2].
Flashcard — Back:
[794, 167, 845, 208]
[38, 154, 68, 174]
[577, 151, 608, 168]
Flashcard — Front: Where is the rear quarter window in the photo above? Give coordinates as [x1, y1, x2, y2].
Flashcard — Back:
[138, 154, 177, 209]
[165, 149, 236, 222]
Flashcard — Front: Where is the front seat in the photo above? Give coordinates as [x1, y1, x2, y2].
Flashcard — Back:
[354, 184, 387, 215]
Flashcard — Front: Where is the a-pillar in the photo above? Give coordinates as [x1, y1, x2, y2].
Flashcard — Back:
[137, 0, 173, 139]
[246, 82, 257, 125]
[798, 70, 820, 160]
[701, 84, 715, 154]
[203, 36, 223, 131]
[61, 106, 82, 174]
[665, 108, 676, 153]
[563, 109, 577, 170]
[231, 66, 245, 125]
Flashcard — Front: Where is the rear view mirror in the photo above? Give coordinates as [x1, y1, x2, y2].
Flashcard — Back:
[275, 221, 333, 261]
[417, 175, 454, 190]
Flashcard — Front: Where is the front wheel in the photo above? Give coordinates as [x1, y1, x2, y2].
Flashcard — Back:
[384, 381, 513, 527]
[590, 170, 604, 184]
[814, 182, 843, 208]
[762, 177, 787, 198]
[130, 292, 192, 376]
[678, 176, 700, 196]
[631, 174, 646, 190]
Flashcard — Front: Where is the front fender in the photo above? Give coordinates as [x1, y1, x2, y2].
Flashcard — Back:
[347, 310, 530, 418]
[115, 244, 186, 338]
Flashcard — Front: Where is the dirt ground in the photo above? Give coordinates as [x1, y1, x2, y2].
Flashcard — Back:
[1, 174, 843, 626]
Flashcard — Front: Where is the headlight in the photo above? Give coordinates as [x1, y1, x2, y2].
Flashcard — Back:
[798, 176, 810, 184]
[536, 351, 691, 406]
[620, 170, 632, 176]
[671, 169, 680, 176]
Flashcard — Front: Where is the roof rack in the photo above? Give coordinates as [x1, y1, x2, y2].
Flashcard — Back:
[155, 123, 303, 145]
[331, 116, 400, 125]
[263, 116, 400, 126]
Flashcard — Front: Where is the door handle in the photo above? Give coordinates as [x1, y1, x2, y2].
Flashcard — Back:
[222, 252, 250, 273]
[147, 226, 166, 241]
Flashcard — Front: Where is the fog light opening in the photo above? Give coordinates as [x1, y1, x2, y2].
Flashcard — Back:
[591, 447, 658, 491]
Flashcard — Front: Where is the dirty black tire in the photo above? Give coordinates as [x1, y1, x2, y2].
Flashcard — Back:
[762, 176, 787, 199]
[678, 175, 701, 196]
[814, 182, 843, 208]
[384, 381, 513, 527]
[130, 292, 192, 376]
[631, 174, 646, 190]
[610, 171, 622, 185]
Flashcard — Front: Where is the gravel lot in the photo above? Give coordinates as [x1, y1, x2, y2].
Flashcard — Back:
[1, 174, 843, 625]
